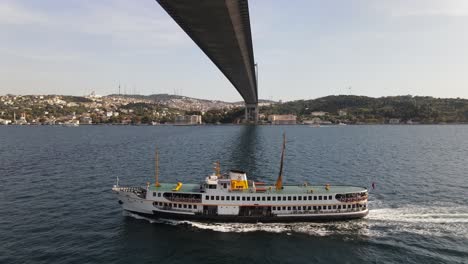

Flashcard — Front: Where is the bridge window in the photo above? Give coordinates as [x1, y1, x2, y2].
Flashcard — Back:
[188, 205, 192, 209]
[338, 205, 341, 209]
[237, 196, 240, 201]
[267, 197, 271, 201]
[319, 196, 322, 200]
[302, 206, 306, 210]
[288, 196, 291, 201]
[261, 197, 265, 201]
[194, 205, 197, 209]
[247, 197, 250, 201]
[226, 196, 230, 201]
[272, 206, 276, 210]
[333, 205, 336, 209]
[328, 206, 331, 210]
[314, 196, 317, 200]
[309, 196, 312, 200]
[329, 195, 332, 200]
[183, 204, 187, 208]
[232, 196, 235, 200]
[324, 196, 327, 200]
[298, 196, 302, 201]
[307, 206, 311, 210]
[222, 183, 227, 188]
[178, 204, 182, 208]
[293, 206, 297, 210]
[158, 193, 161, 197]
[216, 196, 219, 200]
[282, 206, 286, 210]
[153, 192, 156, 197]
[221, 196, 225, 201]
[205, 195, 209, 200]
[272, 197, 276, 201]
[208, 185, 216, 189]
[287, 207, 291, 210]
[293, 196, 297, 201]
[313, 206, 317, 210]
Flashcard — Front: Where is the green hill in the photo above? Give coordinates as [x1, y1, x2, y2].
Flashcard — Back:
[261, 95, 468, 124]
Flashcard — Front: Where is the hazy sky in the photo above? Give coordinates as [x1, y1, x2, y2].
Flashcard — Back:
[1, 0, 468, 101]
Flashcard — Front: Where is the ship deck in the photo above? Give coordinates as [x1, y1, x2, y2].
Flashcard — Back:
[148, 183, 366, 194]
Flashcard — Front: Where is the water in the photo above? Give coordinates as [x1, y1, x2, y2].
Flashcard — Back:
[1, 125, 467, 264]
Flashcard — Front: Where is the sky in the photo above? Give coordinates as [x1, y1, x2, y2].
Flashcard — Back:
[1, 0, 468, 102]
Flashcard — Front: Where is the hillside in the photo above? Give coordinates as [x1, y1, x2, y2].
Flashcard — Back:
[262, 95, 468, 123]
[107, 94, 275, 111]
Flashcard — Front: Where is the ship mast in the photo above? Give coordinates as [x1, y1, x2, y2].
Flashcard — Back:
[214, 160, 221, 177]
[155, 147, 161, 187]
[275, 133, 286, 190]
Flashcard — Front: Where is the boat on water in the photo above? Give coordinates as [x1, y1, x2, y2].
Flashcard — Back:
[112, 134, 368, 223]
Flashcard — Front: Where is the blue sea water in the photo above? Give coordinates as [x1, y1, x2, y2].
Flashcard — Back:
[0, 125, 467, 264]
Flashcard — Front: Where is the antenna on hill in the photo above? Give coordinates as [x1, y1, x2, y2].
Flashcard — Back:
[348, 86, 352, 95]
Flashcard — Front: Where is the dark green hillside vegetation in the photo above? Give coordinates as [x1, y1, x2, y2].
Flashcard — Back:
[261, 95, 468, 124]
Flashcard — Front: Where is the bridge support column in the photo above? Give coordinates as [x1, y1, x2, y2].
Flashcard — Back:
[245, 103, 258, 124]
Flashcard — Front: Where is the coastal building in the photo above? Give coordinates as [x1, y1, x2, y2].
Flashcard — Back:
[389, 118, 400, 124]
[268, 114, 297, 125]
[310, 111, 328, 117]
[15, 113, 28, 125]
[80, 116, 93, 125]
[0, 119, 12, 125]
[338, 110, 348, 116]
[303, 118, 332, 125]
[175, 115, 202, 125]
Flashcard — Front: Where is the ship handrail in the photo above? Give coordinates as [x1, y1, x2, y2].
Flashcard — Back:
[113, 186, 147, 198]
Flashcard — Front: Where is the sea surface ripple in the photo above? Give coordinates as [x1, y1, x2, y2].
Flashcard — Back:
[1, 125, 467, 264]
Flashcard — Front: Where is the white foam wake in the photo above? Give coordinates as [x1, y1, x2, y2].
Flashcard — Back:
[124, 205, 468, 238]
[368, 206, 468, 223]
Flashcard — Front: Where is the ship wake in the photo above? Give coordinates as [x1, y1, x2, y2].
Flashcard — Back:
[125, 205, 468, 238]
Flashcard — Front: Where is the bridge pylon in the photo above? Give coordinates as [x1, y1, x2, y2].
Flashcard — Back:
[245, 103, 258, 124]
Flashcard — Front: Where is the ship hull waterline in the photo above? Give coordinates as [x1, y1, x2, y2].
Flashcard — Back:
[124, 208, 369, 223]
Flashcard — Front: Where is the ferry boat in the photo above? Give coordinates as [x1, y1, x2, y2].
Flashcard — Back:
[112, 135, 368, 223]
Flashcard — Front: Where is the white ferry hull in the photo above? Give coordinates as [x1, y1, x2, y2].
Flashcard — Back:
[114, 188, 369, 223]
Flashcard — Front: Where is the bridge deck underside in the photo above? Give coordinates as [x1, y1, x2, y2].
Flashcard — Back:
[156, 0, 258, 104]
